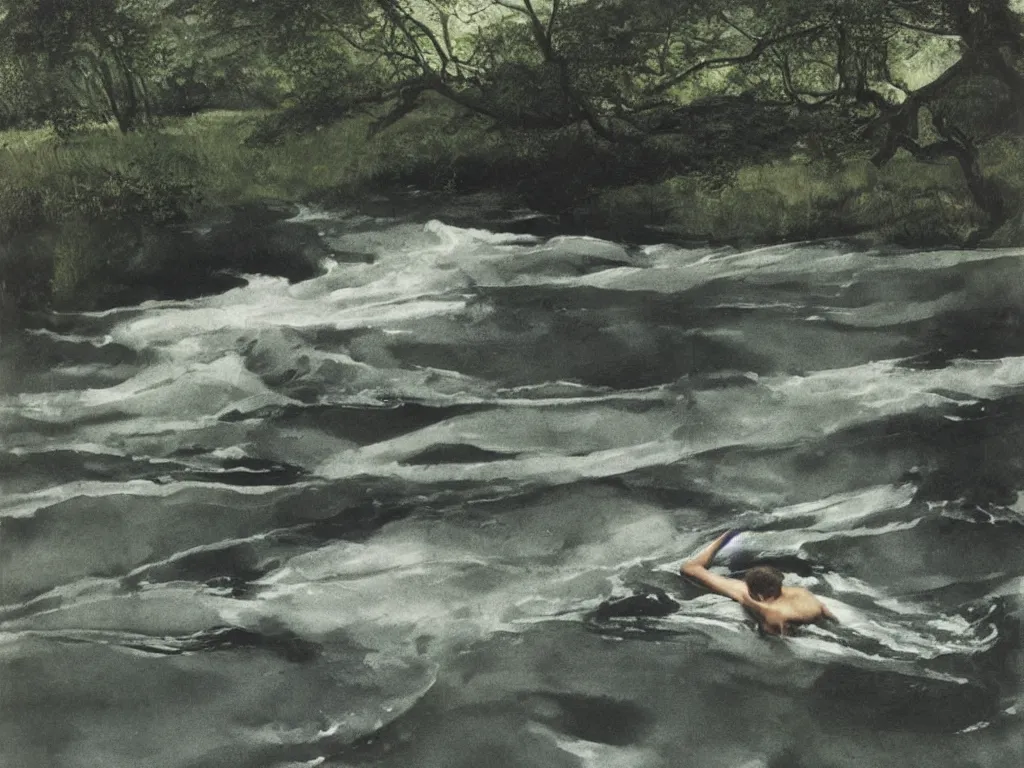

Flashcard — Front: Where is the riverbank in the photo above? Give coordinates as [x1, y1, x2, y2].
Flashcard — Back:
[2, 104, 1024, 316]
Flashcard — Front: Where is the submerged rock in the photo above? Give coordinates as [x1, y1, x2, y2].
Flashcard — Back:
[196, 203, 329, 282]
[591, 585, 681, 620]
[74, 201, 332, 309]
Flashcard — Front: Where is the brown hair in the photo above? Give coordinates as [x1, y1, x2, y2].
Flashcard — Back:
[744, 566, 784, 601]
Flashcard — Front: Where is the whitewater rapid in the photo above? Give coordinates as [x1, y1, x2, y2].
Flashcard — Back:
[1, 211, 1022, 768]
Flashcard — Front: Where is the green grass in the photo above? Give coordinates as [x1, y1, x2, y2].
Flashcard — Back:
[0, 110, 359, 233]
[0, 103, 495, 238]
[591, 144, 1024, 246]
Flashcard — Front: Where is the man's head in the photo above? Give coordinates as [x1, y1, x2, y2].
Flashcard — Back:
[744, 566, 784, 601]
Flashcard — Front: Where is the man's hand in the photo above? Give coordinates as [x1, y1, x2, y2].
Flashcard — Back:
[681, 529, 742, 571]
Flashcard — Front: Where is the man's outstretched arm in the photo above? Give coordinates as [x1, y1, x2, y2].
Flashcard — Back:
[680, 530, 747, 603]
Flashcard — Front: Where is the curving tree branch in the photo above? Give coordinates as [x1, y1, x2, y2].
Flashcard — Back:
[645, 23, 829, 96]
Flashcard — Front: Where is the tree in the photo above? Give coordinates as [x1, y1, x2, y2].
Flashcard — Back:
[174, 0, 1021, 239]
[3, 0, 1016, 239]
[0, 0, 300, 130]
[733, 0, 1024, 241]
[0, 0, 168, 132]
[860, 1, 1024, 240]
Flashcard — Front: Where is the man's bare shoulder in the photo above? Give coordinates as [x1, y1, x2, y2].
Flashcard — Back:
[777, 586, 828, 619]
[781, 585, 818, 600]
[679, 533, 837, 633]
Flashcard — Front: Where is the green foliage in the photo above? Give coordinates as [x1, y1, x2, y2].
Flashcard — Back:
[2, 0, 1024, 311]
[0, 0, 293, 131]
[0, 0, 160, 132]
[933, 75, 1024, 140]
[0, 120, 209, 307]
[0, 135, 204, 234]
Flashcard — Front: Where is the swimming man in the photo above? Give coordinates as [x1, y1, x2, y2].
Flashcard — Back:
[680, 530, 836, 635]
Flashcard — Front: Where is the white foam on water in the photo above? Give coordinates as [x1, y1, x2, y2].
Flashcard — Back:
[527, 722, 659, 768]
[7, 442, 127, 457]
[568, 243, 1024, 294]
[316, 436, 695, 485]
[0, 479, 286, 519]
[824, 294, 966, 328]
[3, 484, 682, 644]
[310, 354, 1024, 487]
[770, 484, 917, 529]
[339, 405, 680, 465]
[15, 223, 1023, 466]
[25, 328, 118, 346]
[7, 222, 1024, 768]
[28, 221, 620, 362]
[284, 204, 354, 224]
[783, 632, 972, 684]
[6, 354, 296, 422]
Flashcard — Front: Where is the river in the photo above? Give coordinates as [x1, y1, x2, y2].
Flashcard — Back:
[1, 209, 1021, 768]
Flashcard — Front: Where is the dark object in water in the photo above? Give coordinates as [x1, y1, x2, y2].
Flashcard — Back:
[518, 691, 655, 746]
[591, 584, 681, 620]
[124, 624, 322, 664]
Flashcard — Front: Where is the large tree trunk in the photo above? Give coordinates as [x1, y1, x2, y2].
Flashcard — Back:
[89, 55, 129, 132]
[934, 117, 1008, 244]
[876, 113, 1008, 244]
[110, 49, 141, 133]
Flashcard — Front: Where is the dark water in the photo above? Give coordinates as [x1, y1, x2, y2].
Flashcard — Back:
[1, 211, 1022, 768]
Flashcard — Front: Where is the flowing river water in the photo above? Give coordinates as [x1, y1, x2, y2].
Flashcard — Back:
[1, 210, 1022, 768]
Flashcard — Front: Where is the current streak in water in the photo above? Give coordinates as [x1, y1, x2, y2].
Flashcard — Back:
[0, 215, 1022, 768]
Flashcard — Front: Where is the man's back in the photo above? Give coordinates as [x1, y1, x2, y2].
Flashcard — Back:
[746, 585, 830, 635]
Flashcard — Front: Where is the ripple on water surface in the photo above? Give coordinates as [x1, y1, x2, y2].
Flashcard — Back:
[1, 221, 1023, 768]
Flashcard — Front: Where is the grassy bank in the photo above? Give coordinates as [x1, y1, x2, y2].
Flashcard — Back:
[2, 102, 1024, 313]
